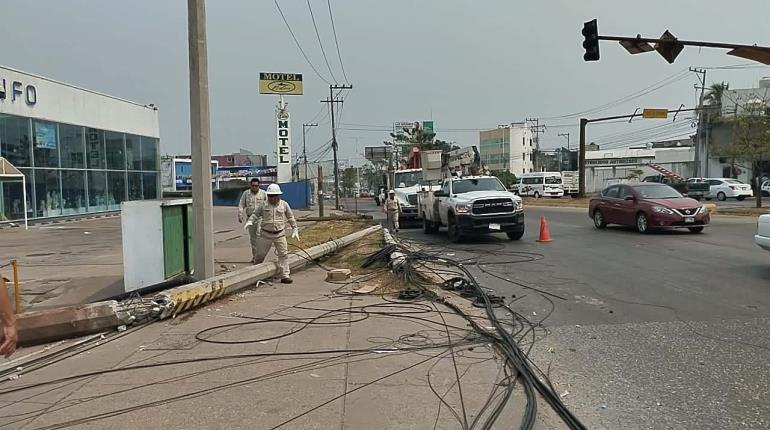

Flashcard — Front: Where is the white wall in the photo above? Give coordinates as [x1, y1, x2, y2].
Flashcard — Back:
[0, 65, 159, 137]
[508, 126, 534, 175]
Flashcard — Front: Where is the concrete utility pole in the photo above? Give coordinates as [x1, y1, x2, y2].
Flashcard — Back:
[321, 84, 353, 210]
[526, 118, 546, 171]
[187, 0, 214, 280]
[317, 165, 324, 217]
[558, 132, 570, 171]
[302, 123, 318, 182]
[690, 67, 707, 178]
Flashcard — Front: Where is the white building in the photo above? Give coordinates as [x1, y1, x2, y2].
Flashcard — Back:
[0, 65, 160, 222]
[479, 123, 534, 174]
[585, 146, 697, 193]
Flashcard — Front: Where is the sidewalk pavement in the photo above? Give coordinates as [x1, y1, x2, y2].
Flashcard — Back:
[0, 266, 554, 430]
[0, 206, 320, 312]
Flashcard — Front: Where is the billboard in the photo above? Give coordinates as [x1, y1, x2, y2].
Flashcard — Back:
[259, 73, 303, 95]
[276, 107, 292, 183]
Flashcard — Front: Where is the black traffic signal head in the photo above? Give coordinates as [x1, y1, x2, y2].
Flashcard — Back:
[582, 19, 600, 61]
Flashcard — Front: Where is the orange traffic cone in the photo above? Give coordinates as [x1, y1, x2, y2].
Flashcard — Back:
[537, 215, 552, 242]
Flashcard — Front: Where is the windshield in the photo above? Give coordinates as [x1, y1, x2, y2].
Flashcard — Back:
[545, 176, 562, 185]
[632, 184, 682, 199]
[394, 171, 422, 188]
[452, 178, 506, 193]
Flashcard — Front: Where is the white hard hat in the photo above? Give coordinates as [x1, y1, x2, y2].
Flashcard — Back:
[266, 184, 283, 195]
[389, 189, 395, 194]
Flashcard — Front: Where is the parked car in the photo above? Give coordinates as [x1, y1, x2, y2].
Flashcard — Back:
[589, 183, 710, 234]
[756, 215, 770, 251]
[701, 178, 753, 201]
[643, 175, 709, 200]
[761, 180, 770, 197]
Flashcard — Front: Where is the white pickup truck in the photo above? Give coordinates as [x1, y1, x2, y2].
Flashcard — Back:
[418, 175, 525, 242]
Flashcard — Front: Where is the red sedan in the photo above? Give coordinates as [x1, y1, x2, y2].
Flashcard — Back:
[589, 183, 710, 233]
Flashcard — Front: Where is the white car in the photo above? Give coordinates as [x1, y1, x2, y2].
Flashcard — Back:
[704, 178, 753, 201]
[756, 215, 770, 251]
[761, 180, 770, 197]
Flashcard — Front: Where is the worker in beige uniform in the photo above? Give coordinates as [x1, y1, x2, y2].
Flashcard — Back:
[245, 184, 299, 284]
[383, 189, 401, 232]
[238, 178, 268, 263]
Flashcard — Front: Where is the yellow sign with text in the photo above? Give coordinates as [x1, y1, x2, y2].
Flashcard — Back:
[642, 108, 668, 119]
[259, 73, 303, 95]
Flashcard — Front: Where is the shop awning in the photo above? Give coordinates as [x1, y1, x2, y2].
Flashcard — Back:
[0, 157, 28, 229]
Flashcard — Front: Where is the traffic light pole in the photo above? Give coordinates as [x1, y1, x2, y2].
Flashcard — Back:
[577, 107, 701, 197]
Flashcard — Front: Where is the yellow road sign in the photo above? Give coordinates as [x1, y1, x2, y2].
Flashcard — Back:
[642, 108, 668, 119]
[259, 73, 303, 95]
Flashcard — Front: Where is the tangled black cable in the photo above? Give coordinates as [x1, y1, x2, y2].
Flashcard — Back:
[383, 237, 587, 430]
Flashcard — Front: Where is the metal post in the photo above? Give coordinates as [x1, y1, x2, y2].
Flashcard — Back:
[317, 165, 324, 218]
[187, 0, 214, 279]
[11, 259, 20, 313]
[330, 86, 340, 210]
[578, 118, 587, 197]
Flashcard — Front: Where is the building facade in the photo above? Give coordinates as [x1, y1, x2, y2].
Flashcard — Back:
[479, 123, 534, 175]
[0, 65, 160, 222]
[584, 146, 697, 193]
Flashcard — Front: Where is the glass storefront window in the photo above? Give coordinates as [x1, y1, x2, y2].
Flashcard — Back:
[143, 172, 158, 199]
[107, 171, 126, 210]
[87, 170, 107, 211]
[0, 114, 32, 167]
[128, 172, 142, 200]
[33, 169, 61, 218]
[141, 136, 158, 171]
[33, 120, 59, 168]
[0, 169, 32, 222]
[59, 124, 85, 168]
[126, 134, 141, 170]
[85, 128, 105, 169]
[105, 131, 125, 170]
[61, 170, 87, 215]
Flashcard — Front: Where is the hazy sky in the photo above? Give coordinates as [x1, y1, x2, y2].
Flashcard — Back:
[2, 0, 769, 166]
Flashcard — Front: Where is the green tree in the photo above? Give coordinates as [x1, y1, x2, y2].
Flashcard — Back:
[491, 170, 517, 189]
[718, 96, 770, 208]
[341, 167, 358, 197]
[704, 81, 729, 118]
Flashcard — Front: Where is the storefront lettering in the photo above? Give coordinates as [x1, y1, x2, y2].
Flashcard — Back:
[0, 79, 37, 106]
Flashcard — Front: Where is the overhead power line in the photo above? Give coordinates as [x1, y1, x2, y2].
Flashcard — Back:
[306, 0, 337, 83]
[273, 0, 331, 85]
[327, 0, 349, 83]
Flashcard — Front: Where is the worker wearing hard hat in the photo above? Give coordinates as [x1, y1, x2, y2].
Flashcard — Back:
[238, 178, 268, 263]
[244, 184, 299, 283]
[382, 189, 401, 233]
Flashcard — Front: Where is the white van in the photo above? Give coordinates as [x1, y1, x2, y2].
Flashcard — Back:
[517, 172, 564, 198]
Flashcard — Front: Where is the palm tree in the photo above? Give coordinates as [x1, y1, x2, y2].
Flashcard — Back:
[704, 81, 729, 119]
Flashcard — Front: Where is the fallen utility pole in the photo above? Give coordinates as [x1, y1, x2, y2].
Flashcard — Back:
[578, 107, 701, 197]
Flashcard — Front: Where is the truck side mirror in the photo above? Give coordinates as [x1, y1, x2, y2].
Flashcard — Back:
[433, 190, 446, 197]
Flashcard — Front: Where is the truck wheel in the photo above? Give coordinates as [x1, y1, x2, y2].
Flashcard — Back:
[447, 216, 462, 243]
[506, 230, 524, 240]
[422, 216, 436, 234]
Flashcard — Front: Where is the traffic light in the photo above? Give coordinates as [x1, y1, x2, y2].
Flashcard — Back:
[582, 19, 600, 61]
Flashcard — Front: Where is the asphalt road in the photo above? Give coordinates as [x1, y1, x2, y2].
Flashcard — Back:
[347, 198, 769, 429]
